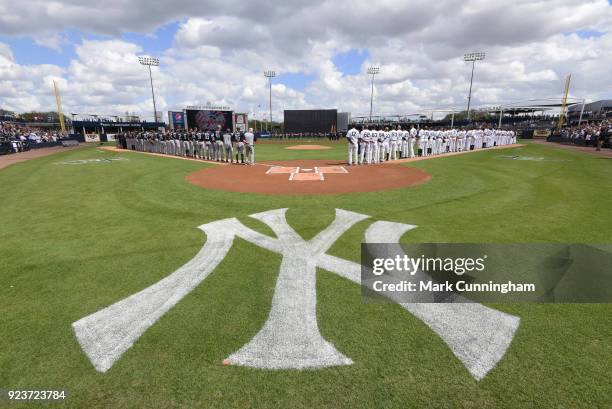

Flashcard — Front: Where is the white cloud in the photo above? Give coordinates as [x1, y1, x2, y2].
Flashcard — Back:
[0, 0, 610, 119]
[33, 32, 67, 51]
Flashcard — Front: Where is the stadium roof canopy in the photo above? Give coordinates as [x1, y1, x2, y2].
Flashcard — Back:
[480, 102, 581, 115]
[567, 99, 612, 113]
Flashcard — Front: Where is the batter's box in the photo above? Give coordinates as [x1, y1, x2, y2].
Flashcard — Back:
[266, 166, 299, 174]
[291, 172, 324, 181]
[318, 166, 348, 174]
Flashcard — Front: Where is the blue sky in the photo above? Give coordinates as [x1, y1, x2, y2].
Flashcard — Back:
[0, 33, 76, 67]
[1, 21, 370, 92]
[0, 0, 610, 117]
[273, 50, 369, 91]
[332, 49, 369, 75]
[569, 29, 606, 38]
[0, 22, 182, 68]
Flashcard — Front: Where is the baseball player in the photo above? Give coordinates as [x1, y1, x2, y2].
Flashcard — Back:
[234, 131, 245, 164]
[409, 127, 417, 157]
[182, 131, 190, 157]
[223, 129, 233, 163]
[359, 125, 370, 165]
[371, 126, 380, 164]
[418, 130, 427, 156]
[194, 130, 202, 159]
[389, 126, 398, 160]
[214, 126, 224, 161]
[204, 130, 212, 160]
[244, 128, 255, 165]
[346, 124, 359, 165]
[400, 126, 409, 158]
[381, 127, 390, 161]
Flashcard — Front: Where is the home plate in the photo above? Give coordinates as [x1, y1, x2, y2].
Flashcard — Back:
[265, 164, 349, 182]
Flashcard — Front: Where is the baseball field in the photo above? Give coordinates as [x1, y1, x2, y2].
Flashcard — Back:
[1, 140, 610, 408]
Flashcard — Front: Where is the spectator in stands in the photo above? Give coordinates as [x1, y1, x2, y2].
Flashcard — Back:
[0, 121, 67, 154]
[558, 119, 610, 149]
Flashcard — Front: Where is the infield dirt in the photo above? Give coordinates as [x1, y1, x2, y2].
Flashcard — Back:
[186, 159, 431, 195]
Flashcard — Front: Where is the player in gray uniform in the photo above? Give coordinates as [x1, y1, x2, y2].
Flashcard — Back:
[244, 128, 255, 165]
[183, 132, 190, 157]
[196, 131, 203, 158]
[203, 131, 211, 160]
[223, 129, 233, 163]
[234, 131, 245, 164]
[214, 126, 224, 161]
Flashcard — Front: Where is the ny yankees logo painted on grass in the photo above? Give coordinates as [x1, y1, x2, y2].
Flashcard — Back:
[72, 209, 520, 380]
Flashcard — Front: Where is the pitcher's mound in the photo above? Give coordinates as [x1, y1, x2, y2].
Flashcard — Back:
[186, 160, 430, 195]
[285, 145, 332, 150]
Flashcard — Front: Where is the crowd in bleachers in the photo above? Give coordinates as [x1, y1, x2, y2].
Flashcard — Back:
[557, 120, 611, 149]
[0, 122, 68, 154]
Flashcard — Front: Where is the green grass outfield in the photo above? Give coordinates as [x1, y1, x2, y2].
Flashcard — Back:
[0, 141, 610, 409]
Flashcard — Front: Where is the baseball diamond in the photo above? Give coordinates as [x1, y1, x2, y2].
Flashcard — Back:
[2, 3, 612, 407]
[1, 137, 610, 409]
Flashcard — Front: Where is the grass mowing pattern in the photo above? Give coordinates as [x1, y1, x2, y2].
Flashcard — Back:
[0, 141, 610, 408]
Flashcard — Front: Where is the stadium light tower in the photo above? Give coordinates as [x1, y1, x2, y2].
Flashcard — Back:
[264, 70, 276, 132]
[464, 52, 485, 122]
[138, 56, 160, 122]
[367, 66, 380, 121]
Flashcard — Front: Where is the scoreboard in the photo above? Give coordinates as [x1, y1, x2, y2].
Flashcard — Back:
[284, 109, 338, 133]
[185, 109, 234, 131]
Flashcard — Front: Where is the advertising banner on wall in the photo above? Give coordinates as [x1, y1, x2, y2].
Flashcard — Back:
[84, 134, 100, 143]
[234, 113, 248, 132]
[168, 111, 185, 130]
[533, 129, 552, 138]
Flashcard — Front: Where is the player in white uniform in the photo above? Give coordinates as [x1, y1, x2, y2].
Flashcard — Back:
[359, 126, 371, 165]
[465, 130, 473, 151]
[381, 127, 390, 162]
[371, 127, 380, 164]
[389, 127, 399, 160]
[400, 127, 408, 158]
[435, 131, 443, 155]
[346, 125, 359, 165]
[427, 131, 435, 156]
[418, 131, 426, 156]
[409, 127, 417, 157]
[449, 129, 457, 152]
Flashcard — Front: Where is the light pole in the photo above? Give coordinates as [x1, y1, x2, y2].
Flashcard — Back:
[367, 66, 380, 122]
[138, 56, 160, 123]
[264, 70, 276, 133]
[463, 52, 485, 122]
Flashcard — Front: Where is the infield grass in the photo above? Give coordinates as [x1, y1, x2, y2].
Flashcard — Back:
[0, 141, 610, 409]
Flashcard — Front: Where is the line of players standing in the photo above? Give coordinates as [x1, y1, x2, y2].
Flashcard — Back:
[121, 125, 256, 164]
[346, 125, 517, 165]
